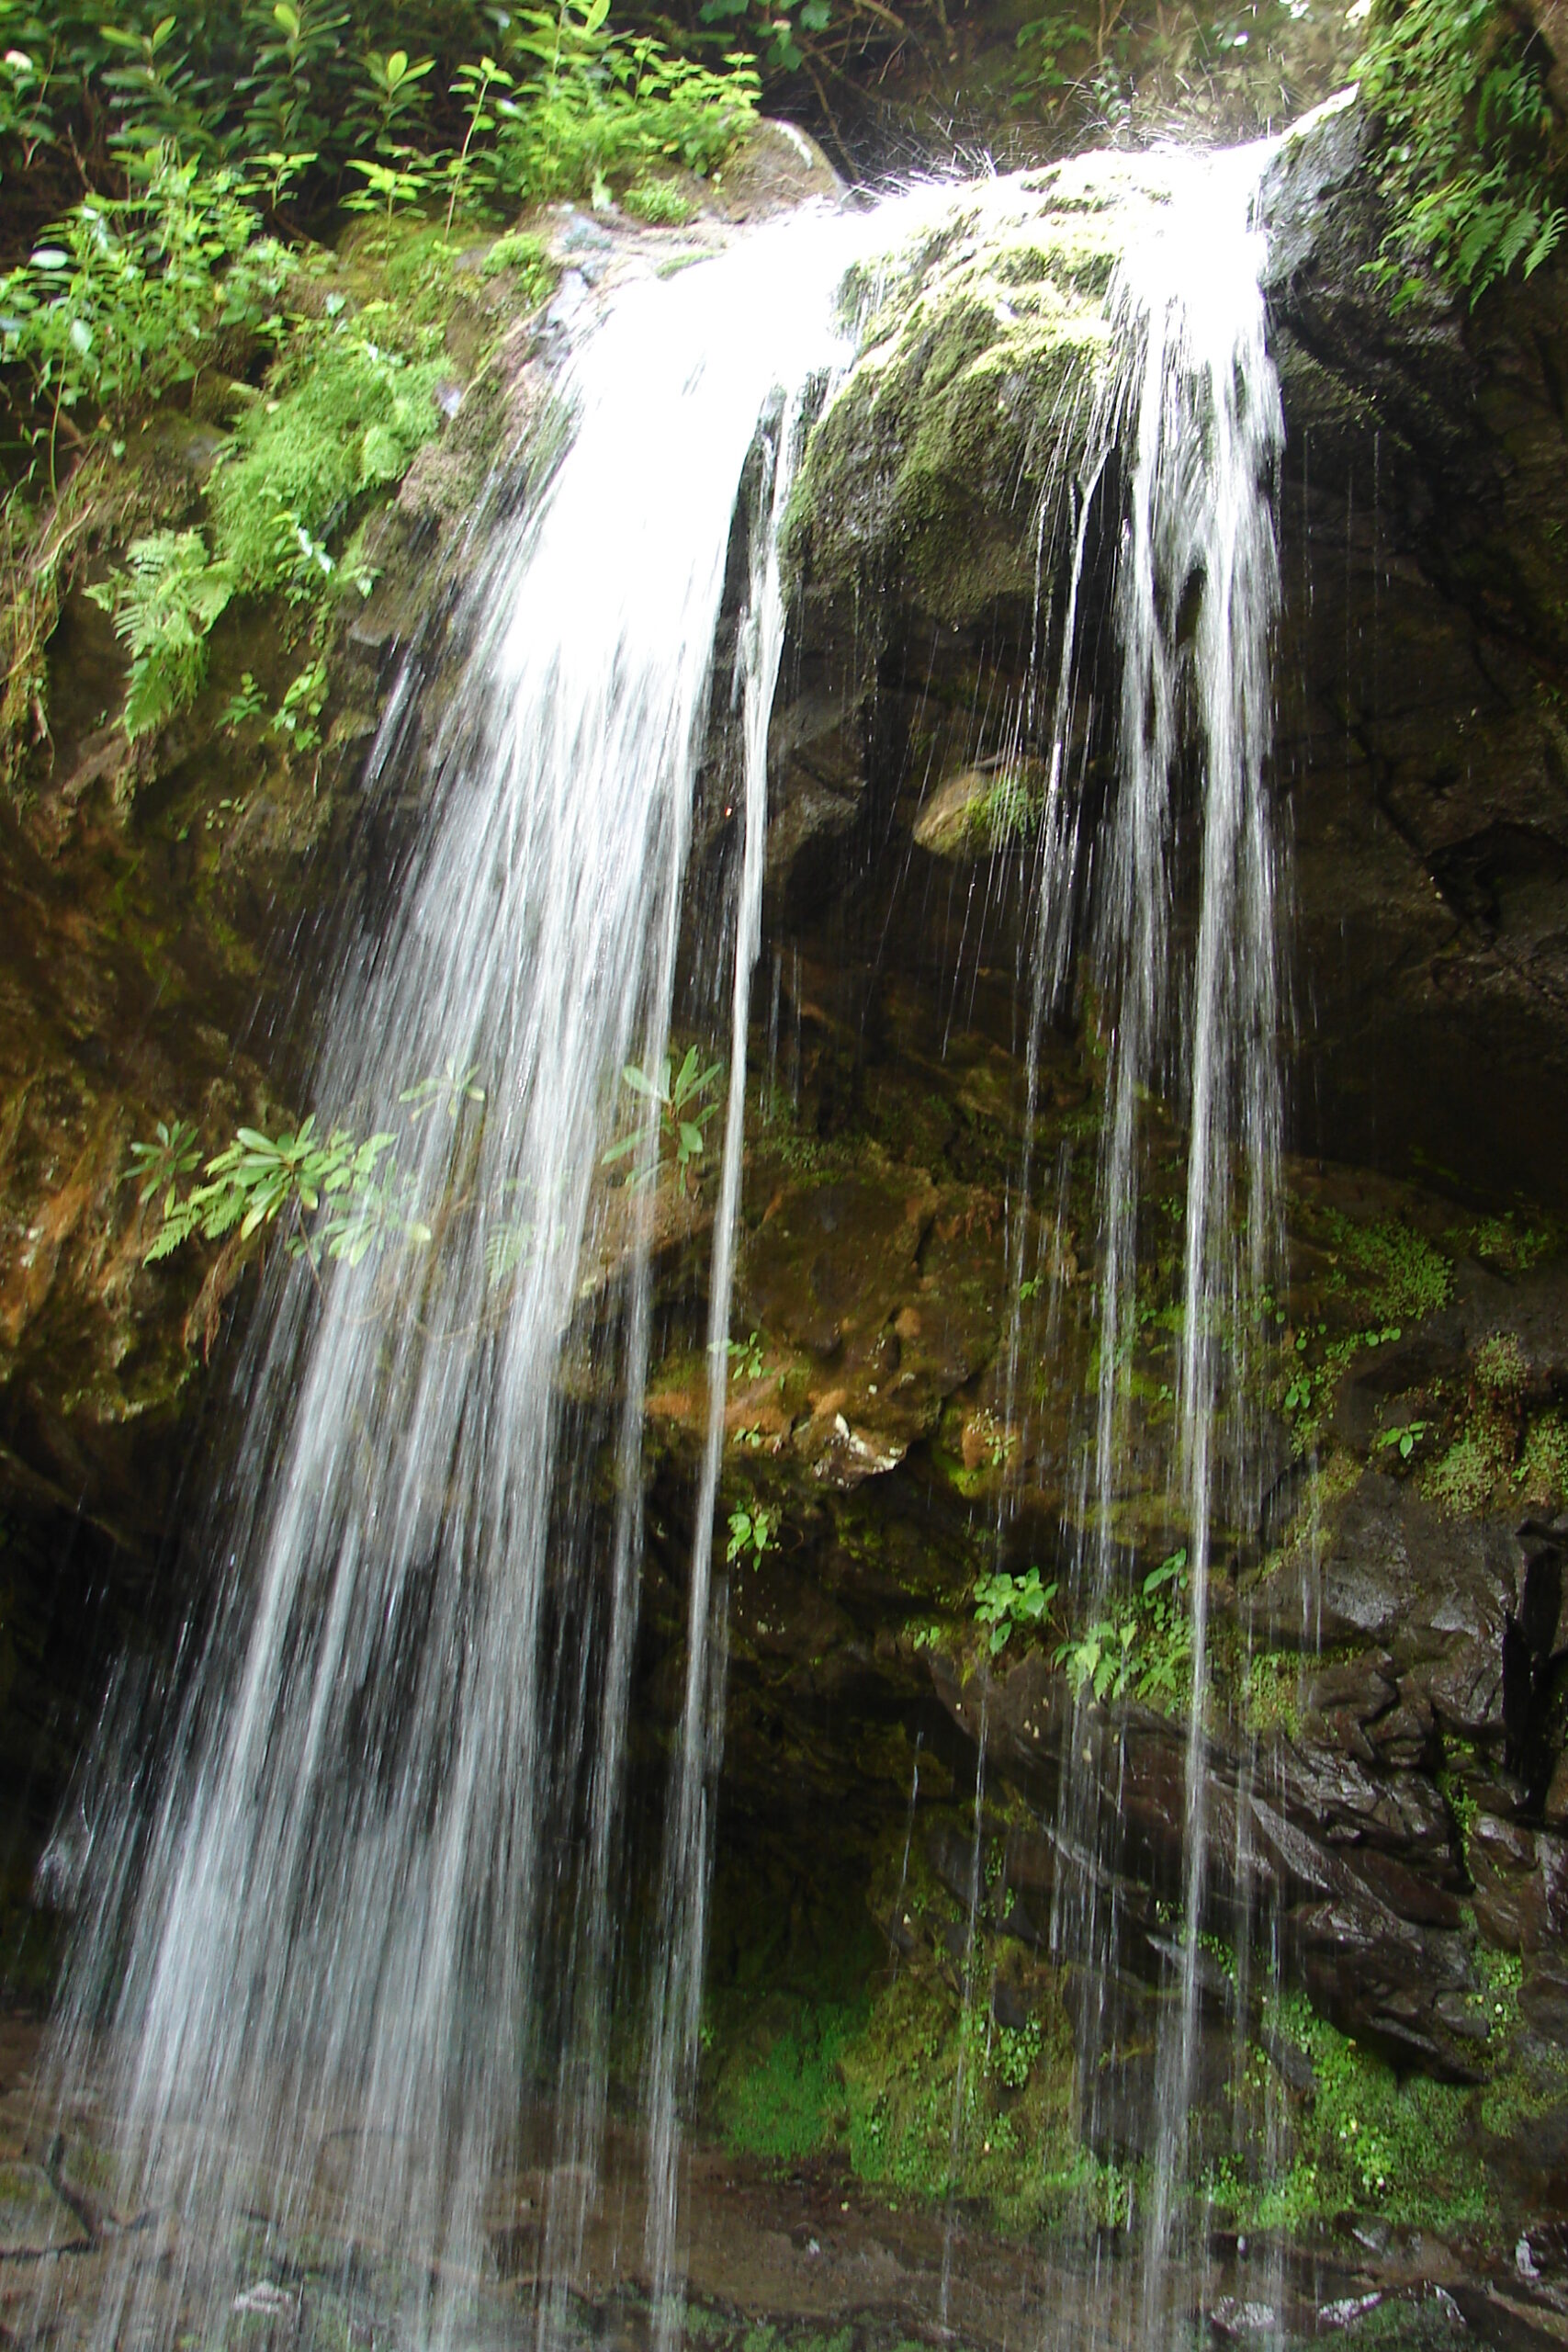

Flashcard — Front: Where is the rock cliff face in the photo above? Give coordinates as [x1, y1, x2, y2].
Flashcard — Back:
[6, 74, 1568, 2290]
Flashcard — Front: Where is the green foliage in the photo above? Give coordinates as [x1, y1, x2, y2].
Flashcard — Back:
[1359, 0, 1566, 305]
[713, 1999, 857, 2160]
[973, 1565, 1056, 1656]
[270, 655, 328, 751]
[1228, 1988, 1488, 2229]
[0, 0, 758, 209]
[621, 175, 694, 225]
[602, 1043, 722, 1189]
[207, 309, 444, 598]
[1437, 1761, 1478, 1870]
[1463, 1209, 1559, 1272]
[728, 1329, 765, 1380]
[726, 1502, 777, 1566]
[219, 669, 266, 729]
[400, 1059, 486, 1120]
[0, 148, 291, 482]
[1323, 1210, 1453, 1323]
[1516, 1408, 1568, 1506]
[493, 4, 759, 202]
[85, 529, 233, 739]
[127, 1114, 203, 1207]
[1237, 1646, 1302, 1739]
[837, 1954, 1078, 2228]
[1056, 1611, 1136, 1701]
[342, 148, 440, 243]
[142, 1113, 420, 1263]
[1423, 1329, 1529, 1515]
[1055, 1547, 1190, 1706]
[478, 229, 551, 286]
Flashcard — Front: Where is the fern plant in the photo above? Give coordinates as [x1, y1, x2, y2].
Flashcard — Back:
[1359, 0, 1566, 304]
[85, 529, 234, 739]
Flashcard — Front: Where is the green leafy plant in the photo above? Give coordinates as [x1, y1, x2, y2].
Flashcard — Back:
[219, 669, 266, 730]
[726, 1502, 776, 1566]
[445, 52, 515, 232]
[400, 1059, 486, 1121]
[601, 1043, 722, 1190]
[1359, 0, 1566, 305]
[973, 1565, 1057, 1655]
[343, 146, 440, 245]
[85, 528, 233, 739]
[493, 3, 759, 203]
[1055, 1547, 1190, 1705]
[142, 1113, 420, 1263]
[127, 1114, 202, 1206]
[1134, 1544, 1191, 1702]
[206, 313, 446, 598]
[1376, 1418, 1428, 1462]
[357, 43, 434, 148]
[728, 1329, 765, 1380]
[1057, 1613, 1136, 1702]
[0, 149, 291, 488]
[269, 654, 328, 752]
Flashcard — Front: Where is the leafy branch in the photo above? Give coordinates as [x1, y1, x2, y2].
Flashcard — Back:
[136, 1112, 428, 1267]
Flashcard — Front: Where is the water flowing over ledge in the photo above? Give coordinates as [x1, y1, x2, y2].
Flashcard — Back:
[39, 134, 1301, 2352]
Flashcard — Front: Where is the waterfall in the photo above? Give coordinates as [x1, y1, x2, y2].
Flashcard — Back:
[45, 198, 909, 2352]
[39, 131, 1291, 2352]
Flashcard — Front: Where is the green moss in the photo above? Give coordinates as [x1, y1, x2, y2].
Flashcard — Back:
[1516, 1408, 1568, 1506]
[621, 179, 694, 227]
[476, 231, 558, 304]
[786, 192, 1118, 622]
[1214, 1989, 1489, 2232]
[1237, 1648, 1303, 1740]
[1437, 1762, 1479, 1872]
[837, 1952, 1077, 2228]
[1424, 1426, 1506, 1516]
[1321, 1210, 1453, 1323]
[713, 1997, 862, 2161]
[209, 311, 446, 595]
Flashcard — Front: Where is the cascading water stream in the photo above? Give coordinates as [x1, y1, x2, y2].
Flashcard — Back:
[44, 198, 922, 2352]
[40, 128, 1294, 2352]
[999, 141, 1286, 2335]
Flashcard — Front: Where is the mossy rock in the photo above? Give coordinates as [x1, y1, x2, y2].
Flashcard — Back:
[785, 164, 1157, 624]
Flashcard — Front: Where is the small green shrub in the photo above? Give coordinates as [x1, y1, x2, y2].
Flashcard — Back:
[973, 1564, 1056, 1655]
[602, 1044, 722, 1190]
[493, 5, 760, 202]
[1055, 1547, 1190, 1708]
[137, 1112, 430, 1265]
[0, 149, 291, 480]
[726, 1503, 777, 1566]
